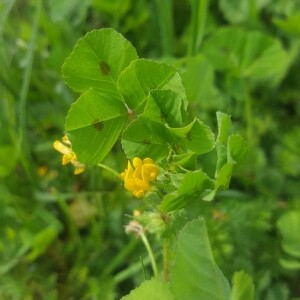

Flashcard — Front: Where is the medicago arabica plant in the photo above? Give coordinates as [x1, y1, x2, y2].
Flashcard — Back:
[55, 28, 250, 299]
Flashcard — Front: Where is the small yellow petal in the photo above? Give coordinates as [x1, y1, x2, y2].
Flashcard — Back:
[133, 157, 142, 168]
[74, 166, 85, 175]
[142, 164, 159, 182]
[143, 158, 153, 164]
[62, 153, 74, 165]
[124, 178, 137, 192]
[133, 190, 144, 198]
[53, 140, 72, 155]
[135, 178, 150, 191]
[62, 135, 71, 144]
[37, 165, 48, 177]
[133, 165, 142, 180]
[133, 210, 141, 217]
[125, 161, 134, 179]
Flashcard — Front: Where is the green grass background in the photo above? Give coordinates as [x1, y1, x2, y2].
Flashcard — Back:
[1, 0, 300, 299]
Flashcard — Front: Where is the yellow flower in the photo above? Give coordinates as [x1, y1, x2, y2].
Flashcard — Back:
[121, 157, 160, 198]
[53, 135, 86, 175]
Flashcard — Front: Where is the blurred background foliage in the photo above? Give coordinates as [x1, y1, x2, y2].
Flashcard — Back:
[0, 0, 300, 299]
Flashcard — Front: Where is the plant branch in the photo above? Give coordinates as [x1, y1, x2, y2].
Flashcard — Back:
[97, 163, 123, 180]
[140, 232, 159, 278]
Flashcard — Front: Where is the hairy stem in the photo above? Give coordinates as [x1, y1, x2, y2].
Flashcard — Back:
[97, 163, 123, 180]
[140, 232, 159, 278]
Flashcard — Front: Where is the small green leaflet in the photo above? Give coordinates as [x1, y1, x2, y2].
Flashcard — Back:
[277, 210, 300, 258]
[170, 218, 231, 300]
[65, 88, 128, 164]
[168, 118, 215, 155]
[159, 170, 214, 212]
[121, 278, 174, 300]
[202, 26, 289, 85]
[118, 59, 188, 113]
[230, 271, 254, 300]
[63, 28, 138, 93]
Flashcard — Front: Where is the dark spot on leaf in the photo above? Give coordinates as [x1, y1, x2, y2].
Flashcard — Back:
[221, 47, 230, 54]
[142, 140, 150, 144]
[99, 61, 110, 75]
[91, 119, 104, 131]
[186, 131, 192, 141]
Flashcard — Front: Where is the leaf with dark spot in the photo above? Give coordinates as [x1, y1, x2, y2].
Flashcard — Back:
[92, 119, 104, 131]
[99, 61, 110, 75]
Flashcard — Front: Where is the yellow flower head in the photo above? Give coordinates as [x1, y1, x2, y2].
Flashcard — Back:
[53, 135, 86, 175]
[121, 157, 160, 198]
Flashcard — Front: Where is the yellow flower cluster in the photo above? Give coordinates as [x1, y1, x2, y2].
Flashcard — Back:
[121, 157, 160, 198]
[53, 135, 86, 175]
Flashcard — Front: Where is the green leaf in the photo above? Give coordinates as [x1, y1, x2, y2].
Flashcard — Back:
[169, 119, 215, 155]
[216, 112, 232, 174]
[118, 59, 187, 112]
[273, 127, 300, 176]
[121, 278, 174, 300]
[216, 112, 232, 145]
[215, 163, 234, 190]
[227, 134, 248, 167]
[159, 171, 214, 212]
[277, 210, 300, 258]
[203, 27, 289, 85]
[65, 88, 128, 164]
[230, 271, 255, 300]
[121, 117, 170, 161]
[180, 55, 220, 111]
[219, 0, 270, 24]
[62, 28, 138, 93]
[170, 218, 231, 300]
[121, 88, 186, 160]
[141, 90, 183, 127]
[150, 90, 183, 127]
[172, 153, 197, 170]
[279, 258, 300, 270]
[204, 163, 234, 201]
[141, 93, 163, 122]
[273, 14, 300, 36]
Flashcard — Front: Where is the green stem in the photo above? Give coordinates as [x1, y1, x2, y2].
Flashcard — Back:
[55, 194, 79, 241]
[140, 232, 159, 278]
[17, 0, 42, 181]
[154, 0, 174, 56]
[188, 0, 209, 56]
[163, 239, 170, 281]
[113, 256, 151, 284]
[97, 163, 123, 180]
